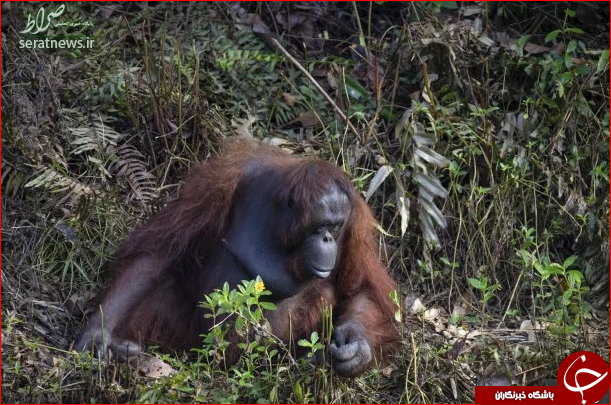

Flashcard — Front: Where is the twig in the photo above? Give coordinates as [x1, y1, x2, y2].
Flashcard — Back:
[270, 37, 362, 141]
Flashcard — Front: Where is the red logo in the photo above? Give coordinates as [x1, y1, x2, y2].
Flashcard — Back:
[557, 351, 610, 404]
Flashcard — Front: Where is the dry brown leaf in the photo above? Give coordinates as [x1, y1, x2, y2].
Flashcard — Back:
[524, 42, 551, 55]
[262, 137, 293, 150]
[138, 356, 175, 378]
[282, 93, 297, 107]
[381, 365, 396, 377]
[295, 111, 319, 128]
[232, 113, 256, 138]
[423, 308, 440, 321]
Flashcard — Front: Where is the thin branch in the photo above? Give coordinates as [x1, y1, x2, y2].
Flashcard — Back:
[270, 38, 362, 141]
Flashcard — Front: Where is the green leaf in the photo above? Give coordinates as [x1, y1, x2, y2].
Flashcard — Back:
[235, 317, 244, 331]
[567, 270, 584, 288]
[516, 249, 531, 263]
[517, 35, 531, 48]
[293, 383, 303, 403]
[563, 255, 578, 269]
[544, 263, 564, 276]
[575, 65, 592, 76]
[468, 278, 483, 290]
[564, 53, 573, 69]
[260, 302, 277, 311]
[343, 76, 369, 100]
[566, 40, 577, 54]
[545, 30, 562, 43]
[269, 386, 277, 402]
[394, 308, 403, 323]
[560, 71, 572, 84]
[533, 262, 545, 275]
[596, 51, 609, 74]
[557, 82, 565, 98]
[565, 27, 584, 35]
[541, 95, 558, 109]
[437, 1, 458, 9]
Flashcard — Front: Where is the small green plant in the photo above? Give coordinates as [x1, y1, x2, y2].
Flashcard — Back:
[138, 277, 337, 403]
[468, 276, 501, 325]
[201, 277, 278, 350]
[518, 8, 605, 106]
[516, 250, 591, 334]
[297, 332, 324, 358]
[390, 289, 403, 323]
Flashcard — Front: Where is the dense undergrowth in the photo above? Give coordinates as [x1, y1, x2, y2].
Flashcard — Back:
[2, 2, 609, 403]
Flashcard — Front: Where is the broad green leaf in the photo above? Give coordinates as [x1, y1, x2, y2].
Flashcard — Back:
[344, 76, 369, 100]
[259, 302, 277, 311]
[544, 29, 561, 43]
[596, 50, 609, 74]
[563, 255, 578, 268]
[544, 264, 564, 275]
[468, 278, 483, 290]
[567, 270, 584, 288]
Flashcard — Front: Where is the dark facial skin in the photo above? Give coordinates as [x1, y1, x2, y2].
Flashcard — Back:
[293, 184, 350, 279]
[225, 173, 350, 298]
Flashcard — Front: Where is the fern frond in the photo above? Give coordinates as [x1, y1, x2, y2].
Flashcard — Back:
[109, 144, 158, 204]
[25, 167, 102, 197]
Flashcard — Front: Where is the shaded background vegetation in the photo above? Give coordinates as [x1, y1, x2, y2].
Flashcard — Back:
[2, 2, 609, 403]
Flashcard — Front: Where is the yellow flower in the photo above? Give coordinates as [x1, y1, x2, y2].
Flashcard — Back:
[255, 280, 265, 293]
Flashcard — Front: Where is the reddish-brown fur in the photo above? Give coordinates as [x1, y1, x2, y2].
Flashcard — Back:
[83, 139, 399, 371]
